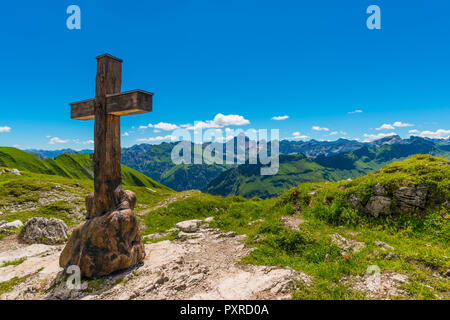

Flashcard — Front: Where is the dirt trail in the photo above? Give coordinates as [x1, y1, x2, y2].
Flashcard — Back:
[0, 224, 311, 300]
[136, 190, 200, 216]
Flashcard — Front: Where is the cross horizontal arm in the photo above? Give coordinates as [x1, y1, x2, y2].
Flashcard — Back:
[70, 89, 154, 120]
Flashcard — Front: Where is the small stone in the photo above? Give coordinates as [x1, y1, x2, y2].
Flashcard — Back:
[1, 220, 24, 230]
[0, 220, 7, 226]
[178, 231, 202, 239]
[143, 233, 168, 240]
[175, 220, 202, 233]
[376, 241, 394, 251]
[280, 216, 304, 231]
[204, 217, 214, 223]
[384, 252, 397, 260]
[223, 231, 236, 238]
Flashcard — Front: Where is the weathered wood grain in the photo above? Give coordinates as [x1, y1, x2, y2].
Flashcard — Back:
[70, 90, 153, 120]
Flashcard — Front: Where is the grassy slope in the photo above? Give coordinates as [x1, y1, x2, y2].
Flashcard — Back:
[0, 147, 171, 191]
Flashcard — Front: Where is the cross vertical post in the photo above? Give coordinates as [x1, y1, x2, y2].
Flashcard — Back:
[94, 54, 123, 216]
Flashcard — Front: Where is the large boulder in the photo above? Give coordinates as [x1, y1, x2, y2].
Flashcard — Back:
[393, 184, 428, 213]
[21, 217, 68, 244]
[175, 220, 202, 233]
[59, 190, 145, 278]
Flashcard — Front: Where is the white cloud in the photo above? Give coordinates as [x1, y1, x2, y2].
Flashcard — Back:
[140, 122, 179, 131]
[0, 126, 11, 133]
[363, 132, 397, 141]
[393, 121, 414, 128]
[73, 139, 94, 145]
[312, 126, 329, 131]
[136, 135, 178, 142]
[408, 129, 419, 134]
[186, 114, 250, 130]
[418, 129, 450, 139]
[154, 122, 179, 131]
[290, 131, 309, 140]
[348, 110, 363, 114]
[122, 132, 129, 136]
[376, 121, 414, 130]
[213, 113, 250, 126]
[49, 137, 69, 144]
[376, 124, 395, 130]
[330, 131, 338, 135]
[271, 115, 289, 121]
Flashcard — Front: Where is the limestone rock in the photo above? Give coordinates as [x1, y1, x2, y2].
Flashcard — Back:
[143, 233, 168, 240]
[178, 231, 203, 239]
[175, 219, 202, 233]
[2, 168, 21, 175]
[59, 190, 145, 278]
[0, 220, 24, 230]
[21, 217, 68, 244]
[330, 233, 365, 256]
[372, 183, 387, 196]
[365, 196, 391, 217]
[204, 217, 214, 223]
[375, 240, 394, 251]
[280, 216, 304, 231]
[393, 184, 428, 213]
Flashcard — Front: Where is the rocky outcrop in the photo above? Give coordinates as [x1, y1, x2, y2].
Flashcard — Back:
[365, 196, 392, 217]
[21, 217, 68, 244]
[393, 184, 428, 213]
[364, 183, 391, 217]
[59, 190, 145, 278]
[349, 183, 430, 217]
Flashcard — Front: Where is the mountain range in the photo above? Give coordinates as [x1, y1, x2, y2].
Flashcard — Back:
[23, 135, 450, 197]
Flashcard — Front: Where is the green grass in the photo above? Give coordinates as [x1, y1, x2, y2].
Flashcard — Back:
[0, 258, 26, 268]
[0, 276, 29, 295]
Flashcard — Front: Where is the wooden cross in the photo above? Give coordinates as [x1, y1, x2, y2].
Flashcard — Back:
[70, 54, 153, 217]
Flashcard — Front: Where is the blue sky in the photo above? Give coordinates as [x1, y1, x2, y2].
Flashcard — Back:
[0, 0, 449, 150]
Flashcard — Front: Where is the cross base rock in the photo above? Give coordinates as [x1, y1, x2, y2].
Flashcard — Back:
[59, 190, 145, 278]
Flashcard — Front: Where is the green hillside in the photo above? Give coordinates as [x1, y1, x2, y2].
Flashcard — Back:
[0, 147, 171, 190]
[205, 141, 450, 199]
